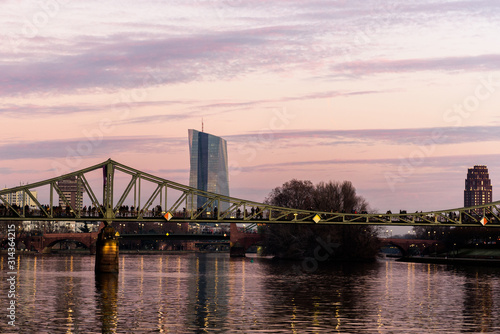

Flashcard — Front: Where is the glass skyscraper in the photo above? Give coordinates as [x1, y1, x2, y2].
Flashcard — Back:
[188, 129, 230, 213]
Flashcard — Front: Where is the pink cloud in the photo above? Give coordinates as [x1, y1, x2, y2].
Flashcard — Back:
[334, 54, 500, 76]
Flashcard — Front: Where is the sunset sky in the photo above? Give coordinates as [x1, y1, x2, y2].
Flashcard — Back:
[2, 0, 500, 215]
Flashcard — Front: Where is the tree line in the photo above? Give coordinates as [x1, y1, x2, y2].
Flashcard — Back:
[261, 179, 380, 261]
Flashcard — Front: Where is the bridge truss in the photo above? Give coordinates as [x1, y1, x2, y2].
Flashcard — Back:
[1, 159, 500, 228]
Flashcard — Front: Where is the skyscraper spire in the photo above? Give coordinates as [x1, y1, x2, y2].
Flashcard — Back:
[202, 118, 204, 132]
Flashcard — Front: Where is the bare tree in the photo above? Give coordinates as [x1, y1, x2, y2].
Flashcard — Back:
[263, 179, 379, 260]
[265, 179, 314, 210]
[312, 181, 368, 213]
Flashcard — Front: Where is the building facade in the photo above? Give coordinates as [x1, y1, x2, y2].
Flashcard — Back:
[57, 176, 84, 210]
[188, 129, 230, 213]
[3, 188, 38, 208]
[464, 165, 492, 208]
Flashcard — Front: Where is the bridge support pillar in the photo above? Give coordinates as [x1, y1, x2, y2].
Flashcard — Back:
[95, 225, 119, 273]
[229, 223, 246, 257]
[230, 242, 246, 257]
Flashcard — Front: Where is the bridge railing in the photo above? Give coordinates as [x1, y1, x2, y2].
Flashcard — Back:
[2, 199, 500, 226]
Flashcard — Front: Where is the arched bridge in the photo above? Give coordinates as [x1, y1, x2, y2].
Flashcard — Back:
[380, 238, 445, 257]
[10, 230, 233, 254]
[1, 158, 500, 228]
[18, 232, 99, 253]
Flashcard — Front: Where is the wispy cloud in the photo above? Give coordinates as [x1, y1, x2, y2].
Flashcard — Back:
[238, 152, 500, 174]
[156, 168, 190, 174]
[1, 125, 499, 162]
[0, 100, 197, 118]
[0, 103, 98, 117]
[0, 26, 301, 96]
[332, 54, 500, 76]
[227, 126, 500, 147]
[0, 167, 52, 176]
[118, 89, 381, 125]
[3, 0, 499, 96]
[200, 90, 380, 108]
[0, 136, 185, 160]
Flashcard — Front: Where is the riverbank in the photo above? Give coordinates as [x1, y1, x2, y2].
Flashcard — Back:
[397, 256, 500, 266]
[396, 247, 500, 266]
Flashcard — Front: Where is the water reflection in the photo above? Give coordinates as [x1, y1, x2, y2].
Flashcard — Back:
[3, 254, 500, 333]
[95, 273, 118, 333]
[53, 257, 76, 332]
[185, 254, 231, 332]
[257, 259, 500, 332]
[258, 260, 384, 332]
[461, 268, 495, 332]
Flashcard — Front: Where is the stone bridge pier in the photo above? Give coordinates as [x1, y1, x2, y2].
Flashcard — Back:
[94, 224, 119, 273]
[229, 223, 262, 257]
[12, 222, 119, 273]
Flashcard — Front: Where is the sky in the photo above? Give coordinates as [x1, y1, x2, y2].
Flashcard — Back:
[2, 0, 500, 218]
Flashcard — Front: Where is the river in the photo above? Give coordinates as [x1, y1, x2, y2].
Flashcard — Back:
[1, 253, 500, 333]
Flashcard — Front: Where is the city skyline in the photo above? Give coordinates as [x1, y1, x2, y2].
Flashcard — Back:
[1, 1, 500, 213]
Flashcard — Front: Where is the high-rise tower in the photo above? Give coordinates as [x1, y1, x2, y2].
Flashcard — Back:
[57, 176, 84, 210]
[464, 165, 492, 208]
[188, 129, 229, 213]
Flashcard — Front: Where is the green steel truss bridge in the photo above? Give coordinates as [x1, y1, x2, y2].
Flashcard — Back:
[1, 159, 499, 228]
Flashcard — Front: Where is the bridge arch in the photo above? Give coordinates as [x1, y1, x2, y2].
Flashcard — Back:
[382, 242, 423, 257]
[380, 238, 442, 257]
[17, 232, 99, 253]
[381, 242, 406, 257]
[45, 238, 92, 250]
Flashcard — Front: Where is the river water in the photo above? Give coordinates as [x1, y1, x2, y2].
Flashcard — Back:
[2, 253, 500, 333]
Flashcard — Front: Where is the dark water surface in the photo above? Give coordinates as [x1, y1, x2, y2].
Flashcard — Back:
[2, 253, 500, 333]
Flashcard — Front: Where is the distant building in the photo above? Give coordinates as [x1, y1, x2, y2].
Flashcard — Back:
[188, 129, 230, 213]
[3, 188, 38, 208]
[464, 165, 492, 209]
[57, 176, 84, 210]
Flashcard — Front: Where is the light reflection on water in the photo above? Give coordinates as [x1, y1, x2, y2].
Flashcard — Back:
[2, 254, 500, 333]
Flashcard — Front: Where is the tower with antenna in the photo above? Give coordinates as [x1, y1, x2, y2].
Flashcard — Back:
[187, 128, 229, 213]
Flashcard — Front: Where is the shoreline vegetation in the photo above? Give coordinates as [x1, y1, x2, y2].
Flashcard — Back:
[261, 179, 380, 262]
